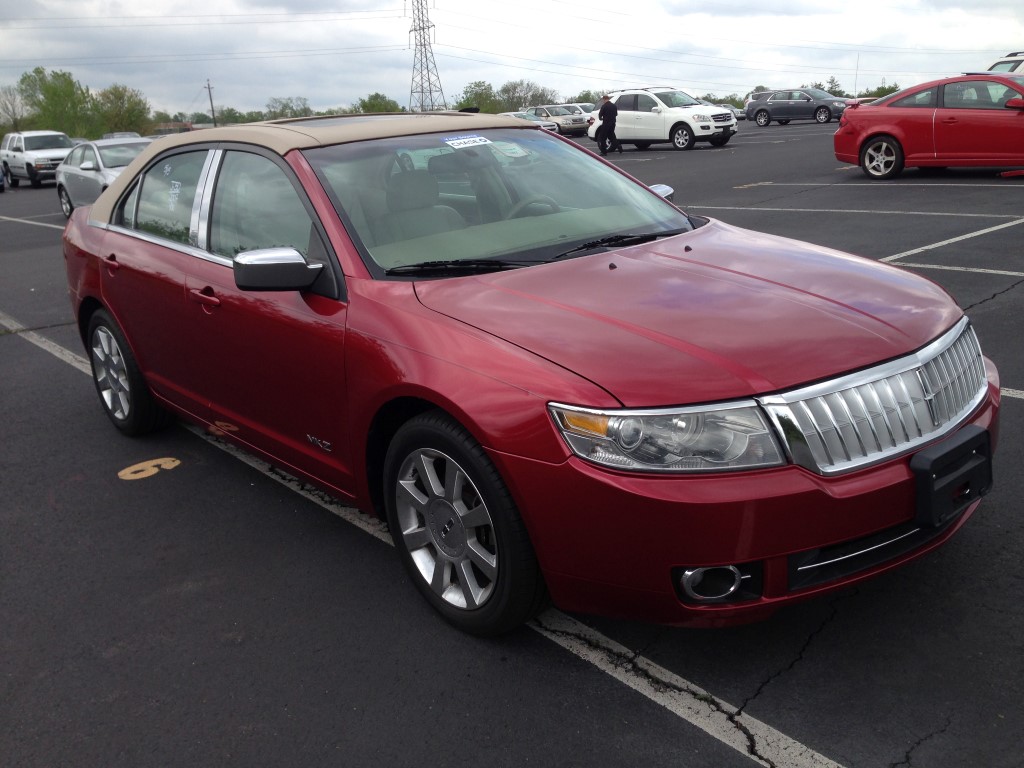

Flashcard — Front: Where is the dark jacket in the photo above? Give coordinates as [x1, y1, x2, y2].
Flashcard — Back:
[598, 99, 618, 128]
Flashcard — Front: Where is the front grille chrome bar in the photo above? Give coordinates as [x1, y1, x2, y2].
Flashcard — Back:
[760, 318, 988, 475]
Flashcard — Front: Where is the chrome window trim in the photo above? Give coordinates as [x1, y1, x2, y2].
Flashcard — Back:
[191, 149, 221, 249]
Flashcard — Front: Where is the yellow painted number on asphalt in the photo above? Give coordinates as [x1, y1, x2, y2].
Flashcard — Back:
[118, 458, 181, 480]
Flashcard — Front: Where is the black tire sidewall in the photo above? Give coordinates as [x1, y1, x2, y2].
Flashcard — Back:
[383, 411, 544, 636]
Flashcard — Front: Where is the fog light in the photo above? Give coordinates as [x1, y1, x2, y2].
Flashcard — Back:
[680, 566, 743, 601]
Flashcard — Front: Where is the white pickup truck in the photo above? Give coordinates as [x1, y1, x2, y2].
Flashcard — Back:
[1, 130, 75, 188]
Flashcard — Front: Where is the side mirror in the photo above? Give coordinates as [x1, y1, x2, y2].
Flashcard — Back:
[1005, 97, 1024, 109]
[80, 161, 96, 172]
[233, 247, 323, 291]
[651, 106, 662, 113]
[649, 183, 675, 202]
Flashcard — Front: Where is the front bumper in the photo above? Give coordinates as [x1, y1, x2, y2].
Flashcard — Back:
[499, 375, 999, 627]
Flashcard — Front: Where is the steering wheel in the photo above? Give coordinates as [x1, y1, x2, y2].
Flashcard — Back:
[505, 195, 560, 219]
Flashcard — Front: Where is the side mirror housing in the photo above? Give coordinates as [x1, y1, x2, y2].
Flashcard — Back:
[233, 247, 323, 291]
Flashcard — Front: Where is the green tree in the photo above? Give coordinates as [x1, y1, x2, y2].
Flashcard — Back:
[826, 76, 846, 96]
[94, 84, 150, 134]
[355, 93, 402, 113]
[566, 89, 603, 105]
[17, 67, 96, 136]
[858, 81, 900, 99]
[453, 81, 501, 113]
[265, 96, 313, 119]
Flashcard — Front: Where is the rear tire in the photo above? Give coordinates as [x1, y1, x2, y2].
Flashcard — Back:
[384, 411, 547, 636]
[87, 310, 173, 436]
[859, 135, 905, 179]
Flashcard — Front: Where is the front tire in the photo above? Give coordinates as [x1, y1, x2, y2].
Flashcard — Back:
[384, 411, 546, 636]
[708, 134, 731, 147]
[87, 309, 172, 435]
[670, 124, 696, 150]
[814, 106, 831, 123]
[860, 135, 905, 179]
[4, 165, 18, 187]
[58, 186, 74, 218]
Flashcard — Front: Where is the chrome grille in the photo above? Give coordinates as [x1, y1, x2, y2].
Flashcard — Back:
[760, 319, 987, 475]
[711, 113, 732, 123]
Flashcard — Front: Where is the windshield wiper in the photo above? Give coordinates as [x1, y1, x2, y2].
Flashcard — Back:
[553, 229, 687, 260]
[385, 258, 541, 276]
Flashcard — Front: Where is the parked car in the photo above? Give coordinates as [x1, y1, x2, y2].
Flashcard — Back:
[588, 87, 737, 149]
[523, 105, 589, 135]
[566, 102, 595, 113]
[497, 111, 559, 132]
[64, 113, 999, 635]
[988, 51, 1024, 73]
[1, 130, 75, 188]
[834, 72, 1024, 179]
[746, 88, 847, 126]
[56, 137, 152, 217]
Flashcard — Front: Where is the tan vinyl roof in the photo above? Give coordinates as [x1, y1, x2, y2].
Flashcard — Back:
[91, 112, 530, 222]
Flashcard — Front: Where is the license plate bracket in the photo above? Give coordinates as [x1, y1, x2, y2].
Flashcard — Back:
[910, 425, 992, 528]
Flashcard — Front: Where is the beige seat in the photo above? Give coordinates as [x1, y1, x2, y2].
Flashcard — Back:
[372, 170, 466, 245]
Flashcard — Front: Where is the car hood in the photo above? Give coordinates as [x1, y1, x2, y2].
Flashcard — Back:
[26, 148, 72, 160]
[413, 219, 962, 406]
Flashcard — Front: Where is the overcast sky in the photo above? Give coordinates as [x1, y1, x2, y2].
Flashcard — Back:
[2, 0, 1022, 116]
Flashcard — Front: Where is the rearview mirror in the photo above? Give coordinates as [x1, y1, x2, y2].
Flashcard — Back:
[233, 247, 323, 291]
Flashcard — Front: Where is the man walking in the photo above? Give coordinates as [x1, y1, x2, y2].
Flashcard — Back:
[596, 95, 621, 156]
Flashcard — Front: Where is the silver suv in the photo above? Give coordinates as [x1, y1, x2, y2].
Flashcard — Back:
[587, 87, 737, 150]
[1, 130, 75, 188]
[523, 105, 589, 136]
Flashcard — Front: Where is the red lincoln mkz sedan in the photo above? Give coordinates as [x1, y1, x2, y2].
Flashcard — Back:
[64, 113, 1000, 635]
[835, 72, 1024, 179]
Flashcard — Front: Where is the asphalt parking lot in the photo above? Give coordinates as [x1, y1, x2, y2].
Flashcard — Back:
[2, 122, 1022, 768]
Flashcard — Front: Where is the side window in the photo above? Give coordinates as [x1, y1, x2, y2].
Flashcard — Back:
[943, 81, 1004, 109]
[134, 151, 208, 245]
[83, 147, 98, 167]
[614, 94, 638, 111]
[65, 146, 85, 166]
[891, 88, 936, 108]
[209, 151, 318, 260]
[636, 94, 658, 112]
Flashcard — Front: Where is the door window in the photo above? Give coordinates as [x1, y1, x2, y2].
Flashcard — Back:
[132, 151, 209, 244]
[636, 94, 658, 112]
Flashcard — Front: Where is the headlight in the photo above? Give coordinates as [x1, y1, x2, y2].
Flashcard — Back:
[549, 402, 785, 473]
[691, 114, 712, 123]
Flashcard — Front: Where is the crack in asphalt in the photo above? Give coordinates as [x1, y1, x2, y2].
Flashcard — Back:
[961, 276, 1024, 312]
[533, 614, 777, 767]
[888, 715, 953, 767]
[0, 319, 78, 336]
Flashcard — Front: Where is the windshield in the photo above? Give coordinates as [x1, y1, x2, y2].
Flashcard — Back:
[805, 89, 838, 100]
[97, 141, 150, 168]
[304, 128, 692, 278]
[25, 134, 74, 151]
[652, 91, 701, 108]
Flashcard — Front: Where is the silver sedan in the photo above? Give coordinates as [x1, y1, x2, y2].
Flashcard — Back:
[56, 137, 151, 218]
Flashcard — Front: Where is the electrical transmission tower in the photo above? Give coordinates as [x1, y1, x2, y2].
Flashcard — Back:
[408, 0, 447, 112]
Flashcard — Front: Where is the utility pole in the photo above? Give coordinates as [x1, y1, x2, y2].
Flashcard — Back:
[205, 79, 217, 126]
[408, 0, 446, 112]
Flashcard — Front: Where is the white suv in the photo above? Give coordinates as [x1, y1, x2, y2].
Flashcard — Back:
[587, 87, 737, 150]
[988, 51, 1024, 73]
[1, 130, 75, 188]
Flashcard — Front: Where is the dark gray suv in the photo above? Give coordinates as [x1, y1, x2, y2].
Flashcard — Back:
[745, 88, 847, 127]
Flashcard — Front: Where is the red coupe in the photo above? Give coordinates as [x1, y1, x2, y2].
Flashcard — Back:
[835, 73, 1024, 179]
[64, 114, 1000, 634]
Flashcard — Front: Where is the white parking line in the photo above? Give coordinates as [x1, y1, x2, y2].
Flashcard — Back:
[881, 218, 1024, 262]
[0, 214, 66, 231]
